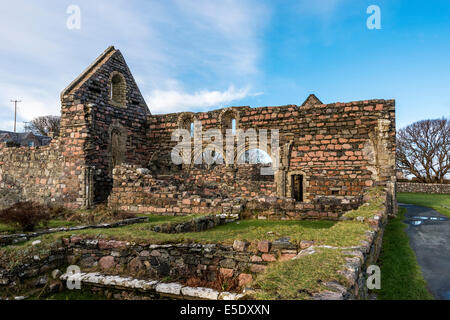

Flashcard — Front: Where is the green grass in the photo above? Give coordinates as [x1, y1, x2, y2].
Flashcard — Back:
[377, 207, 434, 300]
[253, 248, 349, 300]
[0, 219, 81, 235]
[29, 289, 104, 300]
[0, 222, 16, 234]
[8, 219, 369, 247]
[397, 192, 450, 218]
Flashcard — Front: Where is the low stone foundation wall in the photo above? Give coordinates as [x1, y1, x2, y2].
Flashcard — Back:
[397, 182, 450, 194]
[63, 238, 300, 286]
[0, 217, 147, 247]
[244, 196, 361, 220]
[60, 272, 244, 300]
[150, 214, 237, 233]
[109, 165, 364, 219]
[331, 190, 389, 300]
[0, 237, 301, 298]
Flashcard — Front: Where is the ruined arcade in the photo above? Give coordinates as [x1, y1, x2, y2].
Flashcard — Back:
[0, 46, 397, 219]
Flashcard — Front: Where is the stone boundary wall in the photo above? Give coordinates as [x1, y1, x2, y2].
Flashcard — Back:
[318, 190, 389, 300]
[0, 142, 65, 210]
[397, 182, 450, 194]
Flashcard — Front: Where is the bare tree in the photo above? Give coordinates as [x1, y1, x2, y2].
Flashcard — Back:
[397, 118, 449, 183]
[24, 115, 60, 137]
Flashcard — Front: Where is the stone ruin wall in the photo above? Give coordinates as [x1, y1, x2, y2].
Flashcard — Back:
[59, 47, 150, 206]
[0, 141, 65, 210]
[0, 47, 397, 217]
[109, 98, 397, 217]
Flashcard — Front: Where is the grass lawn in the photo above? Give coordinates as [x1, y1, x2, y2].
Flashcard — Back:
[1, 188, 387, 300]
[253, 248, 349, 299]
[1, 218, 370, 254]
[0, 219, 81, 235]
[377, 207, 434, 300]
[29, 289, 104, 300]
[397, 192, 450, 217]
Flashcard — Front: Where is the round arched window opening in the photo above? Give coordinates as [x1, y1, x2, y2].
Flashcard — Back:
[110, 72, 127, 107]
[238, 148, 272, 164]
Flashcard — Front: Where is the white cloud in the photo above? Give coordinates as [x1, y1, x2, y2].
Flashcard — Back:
[147, 83, 261, 114]
[0, 83, 59, 123]
[0, 0, 270, 126]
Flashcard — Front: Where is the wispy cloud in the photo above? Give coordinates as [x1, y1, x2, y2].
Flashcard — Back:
[0, 0, 270, 127]
[147, 80, 262, 114]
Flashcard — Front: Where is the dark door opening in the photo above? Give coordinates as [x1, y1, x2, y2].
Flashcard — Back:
[292, 174, 303, 202]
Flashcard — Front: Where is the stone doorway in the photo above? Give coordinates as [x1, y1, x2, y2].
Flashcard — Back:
[291, 174, 303, 202]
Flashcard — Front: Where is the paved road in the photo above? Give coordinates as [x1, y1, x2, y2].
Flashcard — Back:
[399, 203, 450, 300]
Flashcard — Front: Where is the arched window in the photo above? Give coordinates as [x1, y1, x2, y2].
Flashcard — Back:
[110, 72, 126, 106]
[220, 109, 239, 135]
[238, 148, 272, 164]
[178, 113, 195, 137]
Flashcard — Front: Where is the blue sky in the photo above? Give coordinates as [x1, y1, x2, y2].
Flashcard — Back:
[0, 0, 449, 131]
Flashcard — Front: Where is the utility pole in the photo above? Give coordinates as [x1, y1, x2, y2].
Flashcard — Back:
[10, 99, 21, 133]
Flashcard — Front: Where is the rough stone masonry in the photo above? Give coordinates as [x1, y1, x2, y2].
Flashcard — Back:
[0, 46, 397, 217]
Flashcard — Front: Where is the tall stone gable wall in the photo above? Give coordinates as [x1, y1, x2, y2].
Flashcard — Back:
[59, 46, 150, 205]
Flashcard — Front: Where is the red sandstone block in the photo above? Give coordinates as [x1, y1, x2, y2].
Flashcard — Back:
[250, 264, 267, 273]
[251, 255, 263, 262]
[219, 268, 234, 278]
[238, 274, 253, 287]
[70, 236, 82, 244]
[279, 254, 296, 261]
[262, 254, 276, 262]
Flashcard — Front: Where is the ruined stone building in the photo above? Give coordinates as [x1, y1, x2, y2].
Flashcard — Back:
[0, 46, 397, 218]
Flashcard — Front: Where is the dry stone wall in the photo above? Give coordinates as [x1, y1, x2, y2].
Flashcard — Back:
[0, 141, 65, 210]
[397, 182, 450, 194]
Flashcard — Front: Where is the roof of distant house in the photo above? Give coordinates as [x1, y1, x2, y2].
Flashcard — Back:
[0, 130, 51, 146]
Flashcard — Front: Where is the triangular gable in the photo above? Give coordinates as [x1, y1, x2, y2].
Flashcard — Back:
[301, 94, 323, 107]
[60, 46, 150, 114]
